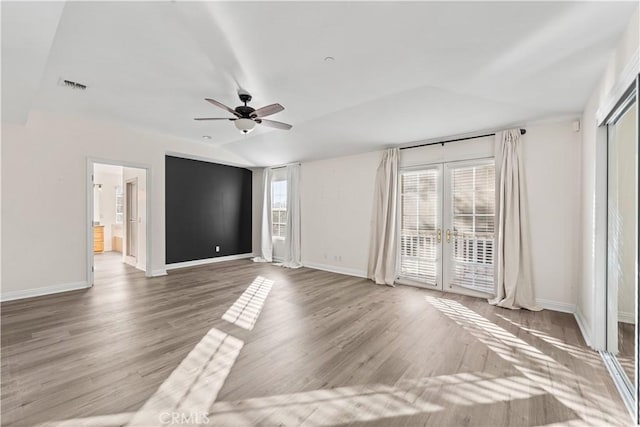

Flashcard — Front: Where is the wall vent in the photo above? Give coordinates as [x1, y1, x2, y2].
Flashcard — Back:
[58, 78, 87, 90]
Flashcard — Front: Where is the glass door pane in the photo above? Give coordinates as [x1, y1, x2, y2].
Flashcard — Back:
[607, 101, 637, 389]
[444, 160, 496, 295]
[399, 166, 443, 289]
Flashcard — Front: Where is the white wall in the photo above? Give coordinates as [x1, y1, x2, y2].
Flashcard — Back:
[300, 120, 582, 311]
[399, 135, 493, 167]
[1, 110, 252, 298]
[94, 164, 123, 251]
[301, 150, 381, 277]
[578, 8, 639, 348]
[123, 167, 147, 271]
[522, 121, 582, 310]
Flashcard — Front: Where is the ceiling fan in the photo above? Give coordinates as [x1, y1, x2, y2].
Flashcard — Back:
[194, 89, 292, 134]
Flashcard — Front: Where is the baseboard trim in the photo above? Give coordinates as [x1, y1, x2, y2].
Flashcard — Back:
[302, 261, 367, 279]
[151, 269, 168, 277]
[574, 307, 593, 348]
[618, 311, 635, 324]
[1, 281, 90, 302]
[536, 298, 576, 314]
[166, 253, 254, 271]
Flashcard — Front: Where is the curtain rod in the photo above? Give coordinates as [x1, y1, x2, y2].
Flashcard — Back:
[269, 162, 301, 170]
[399, 128, 526, 151]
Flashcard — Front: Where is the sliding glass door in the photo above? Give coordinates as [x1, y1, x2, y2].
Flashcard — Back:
[399, 159, 496, 297]
[606, 96, 638, 405]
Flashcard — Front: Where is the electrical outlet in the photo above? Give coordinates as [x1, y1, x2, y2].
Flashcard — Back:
[215, 246, 220, 252]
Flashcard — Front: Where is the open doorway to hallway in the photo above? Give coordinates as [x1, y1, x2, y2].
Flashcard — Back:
[91, 162, 148, 282]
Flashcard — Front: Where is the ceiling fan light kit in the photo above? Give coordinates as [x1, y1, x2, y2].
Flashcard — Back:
[194, 89, 292, 134]
[235, 118, 256, 134]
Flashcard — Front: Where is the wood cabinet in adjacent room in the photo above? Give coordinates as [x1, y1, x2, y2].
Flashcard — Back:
[93, 225, 104, 253]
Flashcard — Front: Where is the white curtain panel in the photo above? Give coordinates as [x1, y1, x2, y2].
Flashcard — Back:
[367, 148, 399, 286]
[252, 167, 273, 263]
[280, 164, 302, 268]
[489, 129, 541, 311]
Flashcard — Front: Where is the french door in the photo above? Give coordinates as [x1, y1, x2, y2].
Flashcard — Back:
[398, 159, 496, 297]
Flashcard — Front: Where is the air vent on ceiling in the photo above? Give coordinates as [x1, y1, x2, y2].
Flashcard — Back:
[58, 78, 87, 90]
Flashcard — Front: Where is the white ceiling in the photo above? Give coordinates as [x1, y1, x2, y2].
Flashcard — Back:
[3, 1, 637, 166]
[1, 1, 64, 124]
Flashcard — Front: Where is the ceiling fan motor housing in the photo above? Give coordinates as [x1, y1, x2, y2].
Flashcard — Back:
[235, 105, 255, 118]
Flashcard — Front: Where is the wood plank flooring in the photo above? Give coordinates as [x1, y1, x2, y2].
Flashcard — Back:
[618, 322, 635, 384]
[1, 252, 632, 426]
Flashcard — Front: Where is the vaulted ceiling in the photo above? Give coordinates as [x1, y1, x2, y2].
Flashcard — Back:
[2, 1, 637, 166]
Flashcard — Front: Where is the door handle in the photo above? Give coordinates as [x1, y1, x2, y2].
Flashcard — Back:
[437, 229, 442, 243]
[446, 229, 451, 243]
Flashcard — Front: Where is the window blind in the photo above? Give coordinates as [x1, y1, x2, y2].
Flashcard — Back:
[271, 180, 287, 238]
[399, 169, 439, 284]
[449, 164, 495, 294]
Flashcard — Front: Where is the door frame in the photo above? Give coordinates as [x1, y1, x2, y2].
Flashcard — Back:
[86, 158, 153, 286]
[124, 177, 138, 267]
[594, 73, 639, 422]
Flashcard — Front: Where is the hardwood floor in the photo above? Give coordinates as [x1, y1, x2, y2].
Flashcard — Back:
[1, 252, 632, 426]
[618, 322, 635, 384]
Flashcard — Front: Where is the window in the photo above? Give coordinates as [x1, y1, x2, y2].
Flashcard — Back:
[448, 163, 495, 294]
[271, 180, 287, 238]
[399, 168, 440, 285]
[115, 186, 124, 224]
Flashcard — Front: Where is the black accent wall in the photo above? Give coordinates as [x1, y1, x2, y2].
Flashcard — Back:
[165, 156, 252, 264]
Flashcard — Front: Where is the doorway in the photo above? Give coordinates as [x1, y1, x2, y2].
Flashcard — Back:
[88, 160, 151, 286]
[397, 158, 495, 297]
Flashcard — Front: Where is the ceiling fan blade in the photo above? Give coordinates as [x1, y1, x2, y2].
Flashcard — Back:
[205, 98, 240, 117]
[251, 103, 284, 118]
[257, 119, 292, 130]
[194, 117, 235, 121]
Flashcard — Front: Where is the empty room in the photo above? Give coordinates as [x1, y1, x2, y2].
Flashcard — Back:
[1, 1, 639, 426]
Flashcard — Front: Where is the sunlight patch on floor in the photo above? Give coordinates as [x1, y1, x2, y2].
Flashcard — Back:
[222, 276, 274, 330]
[425, 296, 628, 426]
[36, 371, 550, 426]
[495, 313, 603, 367]
[33, 290, 623, 427]
[127, 328, 243, 426]
[205, 372, 549, 426]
